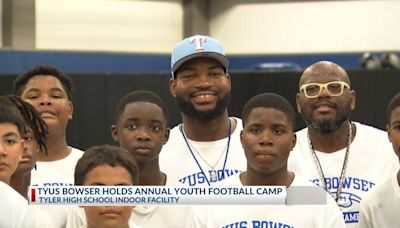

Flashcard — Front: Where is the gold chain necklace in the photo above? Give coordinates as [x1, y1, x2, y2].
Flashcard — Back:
[307, 122, 352, 202]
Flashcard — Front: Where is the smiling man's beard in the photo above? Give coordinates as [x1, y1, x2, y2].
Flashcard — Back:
[175, 93, 231, 124]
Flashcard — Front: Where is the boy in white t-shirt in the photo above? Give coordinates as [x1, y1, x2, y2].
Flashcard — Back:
[8, 95, 48, 199]
[111, 90, 189, 227]
[0, 96, 25, 186]
[358, 93, 400, 227]
[13, 65, 83, 186]
[187, 93, 345, 227]
[67, 90, 189, 227]
[75, 145, 140, 228]
[0, 96, 53, 228]
[14, 65, 84, 227]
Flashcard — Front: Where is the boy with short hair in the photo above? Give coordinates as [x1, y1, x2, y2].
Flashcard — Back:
[13, 65, 83, 186]
[75, 144, 140, 228]
[67, 90, 189, 227]
[112, 90, 170, 187]
[111, 90, 189, 227]
[187, 93, 345, 227]
[358, 93, 400, 227]
[13, 65, 83, 227]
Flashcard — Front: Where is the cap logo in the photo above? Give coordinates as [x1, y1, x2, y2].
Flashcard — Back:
[190, 36, 207, 51]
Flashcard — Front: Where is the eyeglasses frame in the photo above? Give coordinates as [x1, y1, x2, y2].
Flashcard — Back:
[299, 81, 350, 99]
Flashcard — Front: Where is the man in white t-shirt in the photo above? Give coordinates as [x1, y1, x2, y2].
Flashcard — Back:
[13, 65, 84, 227]
[358, 93, 400, 228]
[160, 35, 246, 187]
[187, 93, 345, 227]
[288, 61, 399, 226]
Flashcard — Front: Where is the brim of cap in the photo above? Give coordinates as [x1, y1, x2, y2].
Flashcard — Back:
[172, 52, 229, 78]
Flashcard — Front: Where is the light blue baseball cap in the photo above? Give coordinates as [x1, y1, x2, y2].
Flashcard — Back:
[171, 35, 229, 79]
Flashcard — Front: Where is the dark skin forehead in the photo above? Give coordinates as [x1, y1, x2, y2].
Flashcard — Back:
[299, 61, 351, 86]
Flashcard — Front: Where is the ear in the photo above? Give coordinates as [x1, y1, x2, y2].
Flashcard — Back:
[226, 73, 232, 91]
[163, 128, 170, 145]
[240, 130, 244, 146]
[350, 90, 356, 111]
[295, 93, 302, 114]
[291, 133, 297, 151]
[19, 139, 25, 160]
[169, 79, 177, 98]
[111, 124, 119, 142]
[68, 101, 74, 120]
[387, 124, 392, 143]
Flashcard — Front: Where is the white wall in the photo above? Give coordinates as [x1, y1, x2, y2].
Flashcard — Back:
[210, 0, 400, 54]
[36, 0, 182, 53]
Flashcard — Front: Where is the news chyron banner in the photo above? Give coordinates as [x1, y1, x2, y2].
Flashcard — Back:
[28, 186, 287, 206]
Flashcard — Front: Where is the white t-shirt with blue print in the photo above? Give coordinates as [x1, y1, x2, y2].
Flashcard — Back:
[160, 117, 246, 187]
[288, 122, 399, 227]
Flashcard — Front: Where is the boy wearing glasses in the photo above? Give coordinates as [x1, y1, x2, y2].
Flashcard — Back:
[288, 61, 399, 227]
